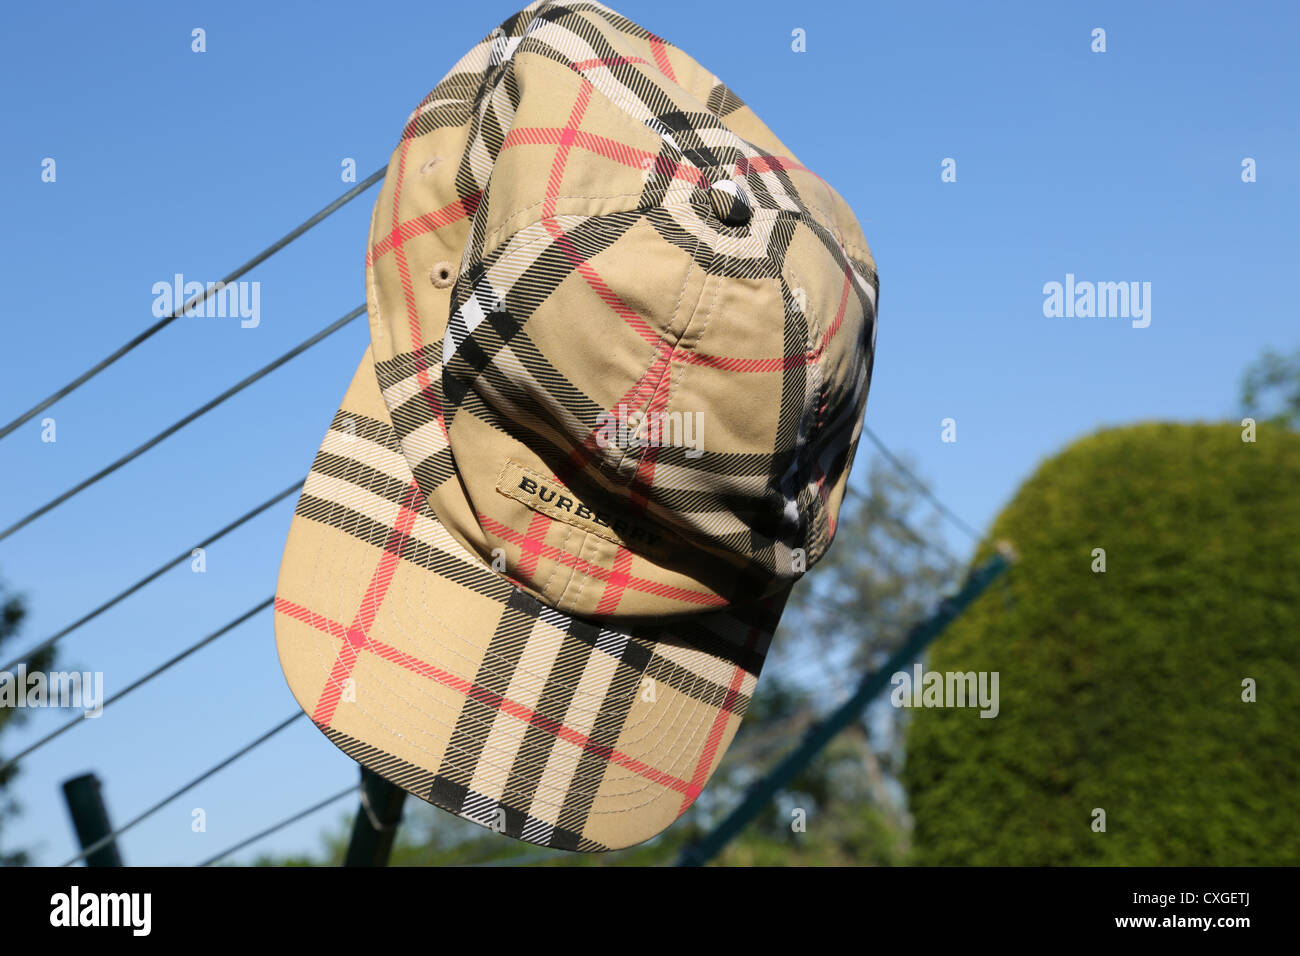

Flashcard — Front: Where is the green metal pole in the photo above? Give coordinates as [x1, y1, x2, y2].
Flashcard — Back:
[676, 544, 1016, 867]
[343, 766, 407, 866]
[62, 773, 124, 867]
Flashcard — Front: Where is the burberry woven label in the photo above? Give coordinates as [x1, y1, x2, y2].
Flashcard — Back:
[496, 459, 664, 551]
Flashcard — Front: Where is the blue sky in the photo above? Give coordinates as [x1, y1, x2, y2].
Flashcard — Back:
[1, 0, 1295, 866]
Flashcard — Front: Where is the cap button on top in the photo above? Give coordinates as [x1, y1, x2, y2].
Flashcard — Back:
[708, 179, 752, 226]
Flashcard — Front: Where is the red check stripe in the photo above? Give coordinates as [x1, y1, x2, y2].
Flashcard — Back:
[366, 192, 482, 266]
[675, 350, 814, 372]
[293, 480, 423, 726]
[678, 615, 766, 814]
[622, 352, 676, 510]
[527, 73, 682, 504]
[572, 54, 649, 71]
[516, 510, 551, 579]
[275, 597, 697, 797]
[368, 142, 480, 446]
[592, 545, 635, 616]
[501, 126, 705, 188]
[543, 83, 593, 220]
[814, 260, 854, 361]
[735, 154, 816, 180]
[390, 138, 422, 353]
[551, 343, 672, 487]
[648, 35, 677, 83]
[479, 513, 727, 608]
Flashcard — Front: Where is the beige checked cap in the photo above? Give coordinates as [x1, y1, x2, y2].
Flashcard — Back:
[275, 0, 877, 851]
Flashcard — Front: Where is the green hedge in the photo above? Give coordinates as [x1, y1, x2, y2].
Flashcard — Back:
[904, 422, 1300, 865]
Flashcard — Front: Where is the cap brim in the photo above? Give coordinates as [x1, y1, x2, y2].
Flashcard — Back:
[274, 346, 789, 851]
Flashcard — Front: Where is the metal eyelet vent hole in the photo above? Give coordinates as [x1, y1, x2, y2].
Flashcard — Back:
[430, 262, 456, 288]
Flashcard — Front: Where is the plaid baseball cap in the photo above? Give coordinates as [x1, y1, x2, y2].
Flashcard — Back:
[274, 0, 878, 851]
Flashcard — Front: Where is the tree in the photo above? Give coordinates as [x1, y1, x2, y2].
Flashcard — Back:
[0, 571, 54, 867]
[1241, 346, 1300, 430]
[905, 423, 1300, 865]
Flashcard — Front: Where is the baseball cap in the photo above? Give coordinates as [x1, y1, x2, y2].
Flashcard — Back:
[274, 0, 878, 851]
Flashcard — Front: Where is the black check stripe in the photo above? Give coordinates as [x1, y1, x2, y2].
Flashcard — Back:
[552, 625, 646, 841]
[429, 589, 541, 813]
[322, 727, 437, 797]
[324, 728, 606, 851]
[497, 601, 604, 841]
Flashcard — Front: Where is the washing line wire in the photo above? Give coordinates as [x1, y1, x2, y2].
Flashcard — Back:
[0, 482, 300, 674]
[0, 167, 385, 442]
[0, 597, 274, 776]
[195, 783, 358, 868]
[0, 304, 364, 545]
[60, 712, 305, 867]
[860, 422, 987, 547]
